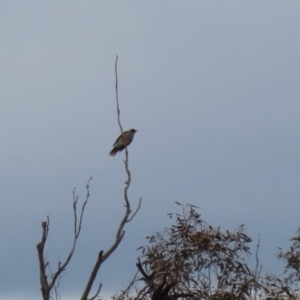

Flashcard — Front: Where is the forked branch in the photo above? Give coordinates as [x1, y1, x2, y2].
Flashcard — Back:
[36, 177, 92, 300]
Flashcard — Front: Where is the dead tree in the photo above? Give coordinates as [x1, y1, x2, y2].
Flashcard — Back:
[36, 56, 142, 300]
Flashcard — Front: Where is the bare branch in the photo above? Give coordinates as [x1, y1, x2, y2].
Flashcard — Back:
[81, 251, 104, 300]
[115, 55, 124, 137]
[88, 282, 103, 300]
[76, 177, 92, 239]
[47, 261, 62, 300]
[36, 216, 50, 300]
[127, 197, 142, 223]
[37, 178, 92, 300]
[49, 177, 92, 290]
[80, 56, 142, 300]
[254, 234, 262, 279]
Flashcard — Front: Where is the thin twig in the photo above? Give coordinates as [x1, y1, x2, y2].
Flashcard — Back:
[254, 234, 262, 279]
[114, 54, 132, 241]
[77, 177, 92, 238]
[133, 285, 148, 300]
[115, 55, 131, 211]
[115, 55, 124, 136]
[112, 269, 140, 300]
[49, 177, 92, 290]
[88, 282, 103, 300]
[127, 197, 142, 222]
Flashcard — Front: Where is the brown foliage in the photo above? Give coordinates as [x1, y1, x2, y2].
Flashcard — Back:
[114, 203, 300, 300]
[138, 203, 257, 299]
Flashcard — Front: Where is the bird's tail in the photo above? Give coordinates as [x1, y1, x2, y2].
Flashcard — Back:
[109, 148, 117, 156]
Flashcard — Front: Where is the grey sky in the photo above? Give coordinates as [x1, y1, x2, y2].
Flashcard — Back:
[1, 1, 300, 299]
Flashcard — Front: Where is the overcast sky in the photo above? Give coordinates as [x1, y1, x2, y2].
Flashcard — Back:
[1, 1, 300, 299]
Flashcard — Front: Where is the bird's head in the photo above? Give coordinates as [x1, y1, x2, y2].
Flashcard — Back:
[130, 129, 138, 134]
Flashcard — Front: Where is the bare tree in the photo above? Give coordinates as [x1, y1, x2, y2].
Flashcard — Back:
[36, 56, 142, 300]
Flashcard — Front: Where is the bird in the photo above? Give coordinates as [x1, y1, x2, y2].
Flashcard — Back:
[109, 129, 138, 156]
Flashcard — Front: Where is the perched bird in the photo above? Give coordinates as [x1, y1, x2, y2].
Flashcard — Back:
[109, 129, 138, 156]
